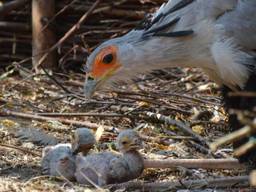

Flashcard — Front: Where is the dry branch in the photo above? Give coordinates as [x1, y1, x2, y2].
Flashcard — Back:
[0, 109, 113, 131]
[110, 176, 250, 191]
[0, 21, 30, 31]
[250, 170, 256, 187]
[37, 112, 125, 117]
[0, 0, 30, 18]
[0, 143, 40, 156]
[210, 125, 251, 152]
[234, 139, 256, 158]
[144, 158, 245, 170]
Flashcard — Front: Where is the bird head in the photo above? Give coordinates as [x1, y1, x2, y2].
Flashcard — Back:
[83, 28, 192, 98]
[116, 129, 143, 153]
[83, 34, 140, 98]
[72, 128, 96, 155]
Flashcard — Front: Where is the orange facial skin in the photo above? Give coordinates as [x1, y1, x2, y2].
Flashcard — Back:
[91, 45, 121, 79]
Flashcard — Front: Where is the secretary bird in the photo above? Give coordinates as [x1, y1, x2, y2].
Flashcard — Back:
[83, 0, 256, 165]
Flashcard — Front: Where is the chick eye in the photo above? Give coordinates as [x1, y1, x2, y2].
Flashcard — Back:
[121, 141, 128, 145]
[102, 53, 114, 64]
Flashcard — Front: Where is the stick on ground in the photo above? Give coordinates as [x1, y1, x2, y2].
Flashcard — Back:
[0, 109, 114, 131]
[110, 176, 250, 191]
[144, 158, 245, 170]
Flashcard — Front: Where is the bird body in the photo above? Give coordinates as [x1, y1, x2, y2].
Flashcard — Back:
[84, 0, 256, 94]
[75, 152, 144, 186]
[75, 130, 144, 186]
[41, 143, 76, 180]
[84, 0, 256, 164]
[41, 128, 96, 180]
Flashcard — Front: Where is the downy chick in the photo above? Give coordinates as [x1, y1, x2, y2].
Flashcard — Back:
[41, 128, 96, 180]
[75, 129, 144, 186]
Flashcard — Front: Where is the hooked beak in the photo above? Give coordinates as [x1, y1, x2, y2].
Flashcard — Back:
[84, 65, 121, 98]
[84, 73, 109, 99]
[84, 74, 98, 99]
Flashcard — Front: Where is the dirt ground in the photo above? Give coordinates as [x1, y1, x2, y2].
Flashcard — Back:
[0, 67, 253, 191]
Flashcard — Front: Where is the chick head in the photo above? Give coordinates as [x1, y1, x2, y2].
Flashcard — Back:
[116, 130, 142, 153]
[72, 128, 96, 155]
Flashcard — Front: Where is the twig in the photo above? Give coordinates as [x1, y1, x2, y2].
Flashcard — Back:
[109, 176, 249, 191]
[0, 109, 114, 131]
[228, 91, 256, 97]
[0, 0, 30, 18]
[41, 67, 73, 94]
[0, 21, 30, 31]
[0, 143, 41, 156]
[186, 140, 213, 156]
[250, 170, 256, 187]
[234, 139, 256, 158]
[40, 0, 79, 33]
[210, 125, 251, 152]
[37, 112, 125, 117]
[144, 158, 245, 170]
[147, 91, 221, 106]
[145, 112, 208, 146]
[92, 0, 128, 14]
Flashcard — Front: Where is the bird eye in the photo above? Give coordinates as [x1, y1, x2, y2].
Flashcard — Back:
[102, 53, 114, 64]
[121, 141, 128, 145]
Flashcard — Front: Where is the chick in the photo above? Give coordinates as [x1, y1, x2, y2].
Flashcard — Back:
[72, 128, 96, 155]
[41, 143, 76, 180]
[41, 128, 96, 180]
[75, 129, 144, 186]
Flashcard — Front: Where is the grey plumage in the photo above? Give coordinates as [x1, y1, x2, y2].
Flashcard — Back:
[75, 130, 144, 186]
[15, 128, 59, 146]
[40, 128, 96, 179]
[84, 0, 256, 96]
[82, 0, 256, 164]
[72, 128, 96, 155]
[16, 127, 96, 155]
[41, 144, 76, 181]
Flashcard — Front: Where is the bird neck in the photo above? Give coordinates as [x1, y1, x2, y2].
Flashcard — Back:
[133, 38, 191, 70]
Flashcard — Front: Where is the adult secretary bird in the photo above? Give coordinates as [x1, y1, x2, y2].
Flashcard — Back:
[84, 0, 256, 164]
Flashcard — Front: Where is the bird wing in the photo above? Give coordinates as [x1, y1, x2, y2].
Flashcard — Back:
[141, 0, 256, 51]
[109, 157, 129, 181]
[216, 1, 256, 51]
[138, 0, 237, 36]
[133, 0, 255, 89]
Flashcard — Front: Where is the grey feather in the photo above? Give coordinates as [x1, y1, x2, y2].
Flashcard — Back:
[41, 143, 76, 181]
[15, 128, 59, 146]
[216, 1, 256, 50]
[145, 0, 256, 50]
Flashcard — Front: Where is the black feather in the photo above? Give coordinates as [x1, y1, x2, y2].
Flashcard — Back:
[153, 30, 194, 37]
[143, 17, 180, 36]
[149, 13, 164, 28]
[164, 0, 195, 16]
[137, 0, 194, 31]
